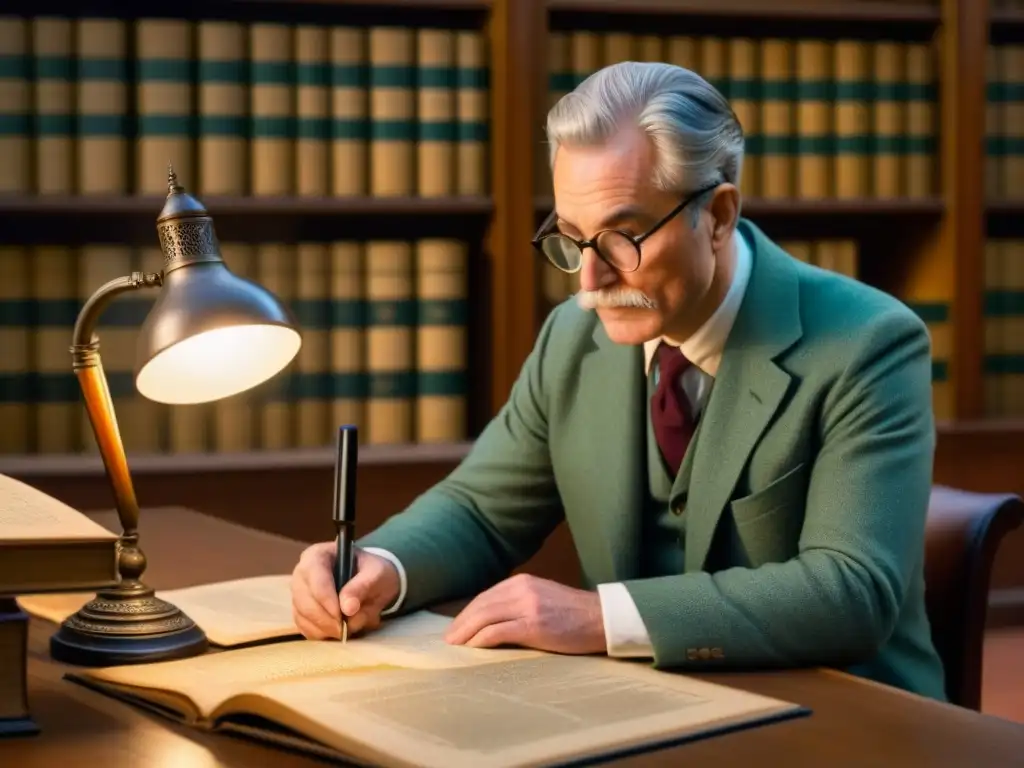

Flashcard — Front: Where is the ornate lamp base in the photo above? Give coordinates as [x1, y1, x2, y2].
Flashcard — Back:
[50, 582, 208, 667]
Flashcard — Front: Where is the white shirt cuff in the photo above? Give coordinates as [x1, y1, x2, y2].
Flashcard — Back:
[597, 582, 655, 658]
[361, 547, 407, 617]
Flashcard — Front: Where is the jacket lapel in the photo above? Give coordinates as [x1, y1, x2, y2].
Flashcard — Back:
[575, 322, 646, 584]
[685, 221, 804, 571]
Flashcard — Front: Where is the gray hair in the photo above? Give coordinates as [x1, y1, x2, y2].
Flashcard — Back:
[546, 61, 744, 226]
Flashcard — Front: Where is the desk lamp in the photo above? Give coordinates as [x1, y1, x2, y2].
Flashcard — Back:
[49, 167, 302, 667]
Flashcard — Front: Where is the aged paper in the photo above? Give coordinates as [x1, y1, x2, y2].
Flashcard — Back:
[0, 473, 118, 543]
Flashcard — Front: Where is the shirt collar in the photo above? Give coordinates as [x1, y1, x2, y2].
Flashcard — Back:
[643, 227, 753, 376]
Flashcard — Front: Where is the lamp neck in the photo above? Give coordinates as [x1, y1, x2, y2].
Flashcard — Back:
[72, 271, 163, 357]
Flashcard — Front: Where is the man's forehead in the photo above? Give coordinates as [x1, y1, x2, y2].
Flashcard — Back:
[556, 202, 654, 231]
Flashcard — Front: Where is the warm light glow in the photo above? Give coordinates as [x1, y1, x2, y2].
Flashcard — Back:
[136, 324, 301, 404]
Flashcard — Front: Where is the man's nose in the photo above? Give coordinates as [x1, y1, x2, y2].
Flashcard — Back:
[578, 247, 616, 293]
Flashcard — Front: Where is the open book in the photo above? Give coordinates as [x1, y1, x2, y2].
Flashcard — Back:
[19, 574, 300, 647]
[67, 610, 808, 768]
[0, 473, 119, 596]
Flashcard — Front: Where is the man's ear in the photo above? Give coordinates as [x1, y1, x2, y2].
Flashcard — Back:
[708, 183, 740, 252]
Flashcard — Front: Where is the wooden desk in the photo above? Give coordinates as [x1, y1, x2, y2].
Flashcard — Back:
[6, 507, 1024, 767]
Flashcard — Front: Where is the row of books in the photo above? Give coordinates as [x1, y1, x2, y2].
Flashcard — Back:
[986, 45, 1024, 202]
[0, 238, 470, 456]
[984, 239, 1024, 418]
[540, 33, 937, 201]
[0, 16, 488, 198]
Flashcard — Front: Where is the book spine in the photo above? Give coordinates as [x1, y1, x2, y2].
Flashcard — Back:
[570, 31, 600, 89]
[984, 239, 1004, 417]
[330, 26, 368, 197]
[76, 18, 128, 194]
[455, 29, 488, 196]
[728, 38, 760, 199]
[1005, 46, 1024, 198]
[369, 26, 415, 197]
[759, 39, 794, 199]
[904, 298, 952, 421]
[778, 240, 812, 263]
[296, 25, 330, 197]
[701, 36, 729, 100]
[603, 32, 634, 65]
[256, 243, 296, 449]
[0, 16, 30, 194]
[904, 41, 937, 198]
[250, 22, 294, 196]
[871, 41, 904, 198]
[636, 34, 662, 62]
[295, 242, 331, 447]
[415, 238, 468, 443]
[212, 243, 256, 452]
[0, 246, 31, 454]
[417, 28, 456, 197]
[795, 39, 832, 199]
[130, 246, 169, 454]
[539, 31, 570, 196]
[32, 245, 79, 453]
[329, 241, 366, 435]
[987, 239, 1024, 416]
[666, 35, 698, 70]
[366, 240, 415, 445]
[833, 39, 870, 199]
[78, 245, 135, 453]
[136, 18, 193, 193]
[33, 16, 74, 194]
[986, 44, 1004, 201]
[197, 20, 248, 196]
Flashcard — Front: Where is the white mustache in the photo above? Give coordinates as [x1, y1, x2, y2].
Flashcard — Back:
[576, 288, 658, 310]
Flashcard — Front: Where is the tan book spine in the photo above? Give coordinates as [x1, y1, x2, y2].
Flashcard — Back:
[329, 242, 366, 434]
[871, 41, 905, 198]
[369, 27, 415, 197]
[76, 18, 128, 194]
[0, 17, 30, 193]
[366, 240, 414, 445]
[666, 36, 698, 70]
[417, 28, 456, 197]
[699, 37, 728, 98]
[295, 242, 330, 448]
[986, 44, 1004, 202]
[779, 241, 812, 263]
[759, 39, 795, 199]
[129, 247, 169, 454]
[983, 239, 1004, 417]
[0, 246, 30, 454]
[795, 40, 832, 199]
[251, 23, 294, 197]
[415, 238, 468, 443]
[32, 246, 78, 453]
[212, 243, 256, 452]
[636, 35, 663, 63]
[904, 41, 937, 198]
[330, 26, 368, 197]
[603, 33, 634, 65]
[1003, 46, 1024, 198]
[997, 239, 1024, 415]
[834, 40, 870, 199]
[455, 29, 487, 196]
[136, 19, 194, 194]
[728, 38, 760, 198]
[256, 243, 296, 449]
[33, 17, 74, 194]
[296, 25, 330, 197]
[570, 31, 601, 89]
[197, 20, 248, 196]
[539, 31, 570, 196]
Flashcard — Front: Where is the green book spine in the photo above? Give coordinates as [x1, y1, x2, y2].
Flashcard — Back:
[294, 242, 331, 448]
[0, 246, 31, 453]
[0, 16, 30, 194]
[76, 18, 128, 194]
[455, 29, 488, 196]
[136, 18, 194, 194]
[197, 20, 248, 196]
[296, 25, 330, 196]
[250, 23, 295, 196]
[33, 17, 74, 194]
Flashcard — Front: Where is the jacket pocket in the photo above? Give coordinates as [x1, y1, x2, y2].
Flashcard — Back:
[726, 462, 809, 566]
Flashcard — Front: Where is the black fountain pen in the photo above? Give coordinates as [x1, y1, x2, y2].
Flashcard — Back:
[332, 425, 358, 643]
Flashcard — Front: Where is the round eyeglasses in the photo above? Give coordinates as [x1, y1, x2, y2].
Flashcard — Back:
[531, 181, 721, 274]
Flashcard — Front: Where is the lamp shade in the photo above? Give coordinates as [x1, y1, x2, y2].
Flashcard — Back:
[135, 167, 301, 405]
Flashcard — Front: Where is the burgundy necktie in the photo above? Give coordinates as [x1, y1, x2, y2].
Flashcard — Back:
[651, 342, 697, 476]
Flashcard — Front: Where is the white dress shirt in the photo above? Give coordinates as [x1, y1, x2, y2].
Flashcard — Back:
[365, 231, 754, 652]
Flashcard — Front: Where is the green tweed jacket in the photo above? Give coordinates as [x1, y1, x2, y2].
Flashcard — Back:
[359, 218, 948, 701]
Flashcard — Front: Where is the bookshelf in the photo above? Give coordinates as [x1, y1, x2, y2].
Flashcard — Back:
[0, 0, 1021, 500]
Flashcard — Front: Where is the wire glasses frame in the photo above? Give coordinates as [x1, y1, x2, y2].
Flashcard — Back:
[531, 181, 722, 274]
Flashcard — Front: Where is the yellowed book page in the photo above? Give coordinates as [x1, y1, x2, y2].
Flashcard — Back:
[254, 654, 802, 768]
[73, 611, 536, 720]
[0, 474, 118, 544]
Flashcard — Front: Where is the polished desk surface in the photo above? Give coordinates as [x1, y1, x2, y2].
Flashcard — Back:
[5, 506, 1024, 767]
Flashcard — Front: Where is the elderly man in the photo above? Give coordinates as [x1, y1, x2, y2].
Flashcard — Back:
[290, 62, 947, 701]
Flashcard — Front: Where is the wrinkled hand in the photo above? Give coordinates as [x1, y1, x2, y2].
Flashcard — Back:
[443, 573, 606, 655]
[290, 542, 401, 641]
